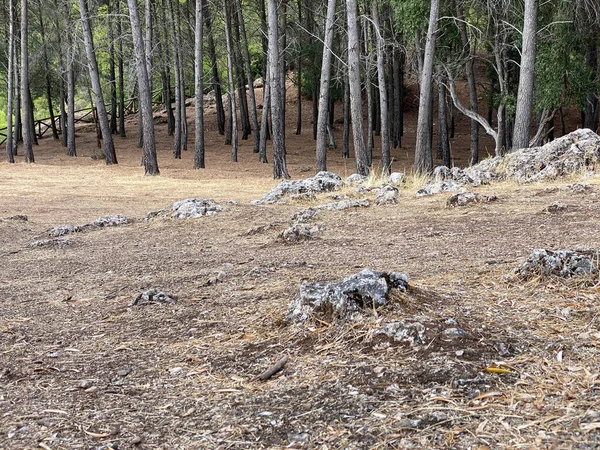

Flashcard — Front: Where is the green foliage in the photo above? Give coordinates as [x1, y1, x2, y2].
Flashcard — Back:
[393, 0, 429, 36]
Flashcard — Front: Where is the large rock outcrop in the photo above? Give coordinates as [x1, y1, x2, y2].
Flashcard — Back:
[252, 172, 342, 205]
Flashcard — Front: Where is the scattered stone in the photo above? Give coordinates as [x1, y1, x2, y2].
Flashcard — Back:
[427, 411, 449, 424]
[292, 208, 320, 224]
[345, 173, 368, 185]
[6, 215, 28, 221]
[286, 269, 409, 323]
[372, 321, 427, 346]
[328, 194, 350, 200]
[168, 198, 224, 219]
[375, 185, 399, 205]
[252, 171, 342, 205]
[289, 192, 316, 201]
[30, 238, 73, 249]
[515, 249, 600, 278]
[226, 200, 239, 205]
[446, 192, 482, 207]
[90, 214, 128, 227]
[566, 183, 593, 193]
[494, 343, 510, 356]
[388, 172, 406, 185]
[78, 380, 94, 389]
[287, 432, 310, 444]
[442, 328, 468, 339]
[395, 418, 422, 429]
[48, 225, 84, 237]
[168, 367, 184, 376]
[299, 166, 312, 173]
[131, 289, 178, 306]
[279, 224, 319, 242]
[131, 436, 143, 445]
[543, 202, 568, 213]
[355, 185, 380, 193]
[416, 181, 463, 197]
[318, 199, 370, 211]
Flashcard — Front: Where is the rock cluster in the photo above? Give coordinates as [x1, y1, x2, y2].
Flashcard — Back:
[446, 192, 497, 207]
[418, 129, 600, 196]
[131, 289, 178, 306]
[515, 249, 599, 278]
[286, 269, 409, 323]
[252, 171, 342, 205]
[48, 215, 129, 237]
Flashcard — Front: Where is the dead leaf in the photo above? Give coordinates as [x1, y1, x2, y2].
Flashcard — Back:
[484, 367, 513, 374]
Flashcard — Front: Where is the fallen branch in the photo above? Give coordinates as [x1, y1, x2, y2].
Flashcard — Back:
[256, 354, 289, 381]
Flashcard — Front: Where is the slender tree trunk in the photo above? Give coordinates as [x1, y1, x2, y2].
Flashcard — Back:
[38, 9, 59, 140]
[176, 0, 187, 151]
[117, 0, 126, 137]
[456, 0, 479, 165]
[316, 0, 336, 173]
[295, 0, 302, 136]
[268, 0, 289, 178]
[347, 0, 368, 175]
[224, 0, 238, 162]
[259, 64, 270, 163]
[108, 0, 118, 134]
[363, 17, 374, 166]
[28, 88, 38, 146]
[414, 0, 439, 174]
[372, 3, 390, 173]
[14, 48, 21, 155]
[437, 72, 450, 167]
[392, 51, 402, 148]
[127, 0, 159, 174]
[342, 70, 350, 158]
[235, 0, 260, 152]
[166, 0, 182, 158]
[21, 0, 34, 162]
[65, 1, 76, 156]
[204, 2, 225, 135]
[512, 0, 537, 150]
[194, 0, 205, 169]
[54, 8, 68, 148]
[584, 40, 599, 132]
[6, 0, 14, 162]
[79, 0, 117, 164]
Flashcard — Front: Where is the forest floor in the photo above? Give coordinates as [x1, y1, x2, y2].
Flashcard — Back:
[1, 83, 600, 449]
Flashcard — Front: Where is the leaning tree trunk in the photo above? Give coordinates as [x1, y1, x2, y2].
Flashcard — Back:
[372, 3, 390, 173]
[6, 0, 15, 162]
[414, 0, 439, 174]
[78, 0, 117, 164]
[193, 0, 205, 169]
[268, 0, 289, 178]
[315, 0, 336, 172]
[347, 0, 368, 175]
[21, 0, 34, 163]
[127, 0, 159, 174]
[512, 0, 537, 150]
[224, 0, 238, 162]
[64, 0, 76, 156]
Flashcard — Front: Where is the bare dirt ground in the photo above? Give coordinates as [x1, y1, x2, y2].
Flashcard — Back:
[2, 85, 600, 449]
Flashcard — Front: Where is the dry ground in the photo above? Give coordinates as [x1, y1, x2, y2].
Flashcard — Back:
[1, 92, 600, 449]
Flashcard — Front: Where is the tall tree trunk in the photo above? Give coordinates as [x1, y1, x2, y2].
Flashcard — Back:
[28, 88, 38, 146]
[259, 64, 270, 163]
[414, 0, 439, 174]
[204, 2, 225, 135]
[21, 0, 34, 162]
[65, 0, 76, 156]
[437, 72, 451, 167]
[347, 0, 368, 175]
[127, 0, 159, 174]
[14, 47, 21, 155]
[157, 0, 173, 135]
[194, 0, 205, 169]
[79, 0, 117, 164]
[512, 0, 537, 150]
[224, 0, 238, 162]
[231, 10, 251, 141]
[5, 0, 14, 162]
[372, 3, 390, 173]
[117, 0, 126, 137]
[54, 7, 67, 148]
[456, 0, 479, 164]
[295, 0, 302, 136]
[316, 0, 336, 173]
[268, 0, 289, 178]
[176, 0, 187, 151]
[584, 40, 599, 132]
[235, 0, 260, 152]
[108, 0, 118, 134]
[166, 0, 182, 158]
[342, 70, 350, 158]
[38, 8, 59, 140]
[363, 16, 374, 166]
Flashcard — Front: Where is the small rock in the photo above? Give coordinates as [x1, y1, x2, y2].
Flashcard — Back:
[442, 328, 468, 339]
[515, 248, 599, 278]
[396, 418, 422, 429]
[427, 411, 448, 423]
[292, 208, 320, 224]
[117, 369, 131, 377]
[446, 192, 482, 207]
[131, 436, 142, 445]
[131, 289, 178, 306]
[279, 224, 317, 242]
[49, 225, 83, 237]
[287, 432, 310, 444]
[345, 173, 368, 185]
[226, 200, 238, 205]
[253, 172, 342, 204]
[290, 192, 317, 201]
[388, 172, 406, 185]
[168, 198, 224, 219]
[78, 380, 94, 389]
[318, 199, 370, 211]
[30, 239, 73, 249]
[494, 343, 510, 356]
[544, 202, 568, 213]
[375, 185, 399, 205]
[90, 214, 128, 227]
[187, 327, 199, 336]
[566, 183, 593, 193]
[168, 367, 184, 376]
[6, 215, 28, 221]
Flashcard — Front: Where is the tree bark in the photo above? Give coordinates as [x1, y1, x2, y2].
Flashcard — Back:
[268, 0, 289, 178]
[584, 40, 599, 132]
[194, 0, 205, 168]
[259, 64, 270, 163]
[342, 70, 350, 158]
[166, 0, 182, 158]
[117, 0, 126, 137]
[372, 3, 390, 173]
[224, 0, 238, 162]
[414, 0, 439, 174]
[127, 0, 159, 174]
[363, 17, 374, 166]
[512, 0, 538, 150]
[108, 0, 118, 135]
[65, 0, 76, 156]
[5, 0, 14, 162]
[347, 0, 368, 175]
[21, 0, 34, 163]
[204, 3, 225, 135]
[316, 0, 336, 173]
[79, 0, 117, 164]
[437, 72, 451, 167]
[38, 8, 59, 140]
